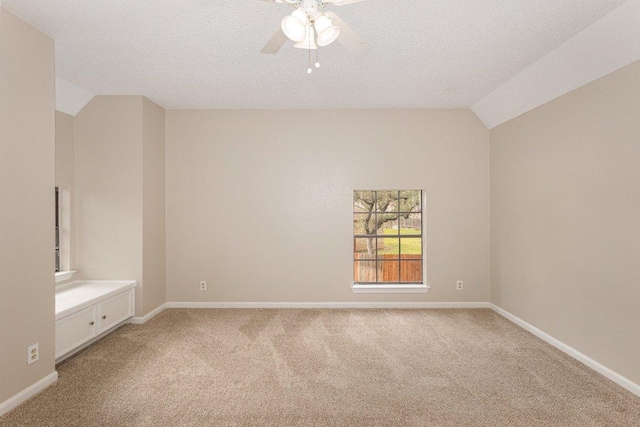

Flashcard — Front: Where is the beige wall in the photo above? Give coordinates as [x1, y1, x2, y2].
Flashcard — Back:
[142, 98, 166, 314]
[490, 60, 640, 384]
[0, 9, 56, 403]
[74, 96, 166, 316]
[55, 111, 75, 272]
[75, 96, 145, 313]
[166, 110, 490, 303]
[55, 112, 75, 187]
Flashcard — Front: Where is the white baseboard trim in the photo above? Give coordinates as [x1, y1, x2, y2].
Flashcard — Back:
[166, 301, 491, 309]
[490, 304, 640, 398]
[129, 303, 168, 324]
[0, 371, 58, 417]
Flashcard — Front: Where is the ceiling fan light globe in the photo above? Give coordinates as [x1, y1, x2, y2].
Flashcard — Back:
[314, 15, 341, 47]
[294, 22, 318, 49]
[316, 26, 340, 46]
[281, 9, 308, 42]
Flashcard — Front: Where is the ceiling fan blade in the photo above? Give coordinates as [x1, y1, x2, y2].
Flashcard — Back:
[323, 0, 367, 5]
[324, 11, 369, 55]
[261, 28, 289, 54]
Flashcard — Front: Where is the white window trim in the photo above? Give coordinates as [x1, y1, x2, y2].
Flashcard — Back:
[351, 284, 431, 294]
[55, 270, 76, 284]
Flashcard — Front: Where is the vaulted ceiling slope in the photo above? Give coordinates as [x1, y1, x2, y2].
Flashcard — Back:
[2, 0, 629, 118]
[473, 0, 640, 128]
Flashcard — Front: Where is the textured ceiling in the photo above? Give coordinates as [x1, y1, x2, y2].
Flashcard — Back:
[3, 0, 626, 110]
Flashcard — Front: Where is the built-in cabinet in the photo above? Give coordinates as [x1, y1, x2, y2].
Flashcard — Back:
[55, 281, 136, 360]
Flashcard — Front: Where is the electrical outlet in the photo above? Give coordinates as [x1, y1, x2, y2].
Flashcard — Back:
[456, 281, 464, 291]
[27, 343, 39, 365]
[200, 281, 207, 291]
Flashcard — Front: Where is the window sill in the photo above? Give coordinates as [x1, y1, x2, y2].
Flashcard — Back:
[55, 270, 76, 284]
[351, 284, 431, 294]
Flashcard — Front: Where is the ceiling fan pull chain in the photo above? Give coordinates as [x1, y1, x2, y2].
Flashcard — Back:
[316, 46, 320, 69]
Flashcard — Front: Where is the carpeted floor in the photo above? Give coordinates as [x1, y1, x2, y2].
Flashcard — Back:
[1, 308, 639, 426]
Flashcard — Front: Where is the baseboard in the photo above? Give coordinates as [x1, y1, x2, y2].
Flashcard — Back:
[166, 301, 491, 309]
[0, 371, 58, 417]
[129, 303, 168, 324]
[490, 304, 640, 398]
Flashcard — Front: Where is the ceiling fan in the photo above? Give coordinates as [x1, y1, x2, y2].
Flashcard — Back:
[260, 0, 369, 73]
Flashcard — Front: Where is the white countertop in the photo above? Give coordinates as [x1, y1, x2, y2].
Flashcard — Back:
[55, 280, 137, 320]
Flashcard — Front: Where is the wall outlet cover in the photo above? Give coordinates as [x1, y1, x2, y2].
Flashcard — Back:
[27, 343, 39, 365]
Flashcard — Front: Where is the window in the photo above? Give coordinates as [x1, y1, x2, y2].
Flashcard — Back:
[353, 190, 424, 284]
[54, 187, 75, 282]
[55, 187, 60, 273]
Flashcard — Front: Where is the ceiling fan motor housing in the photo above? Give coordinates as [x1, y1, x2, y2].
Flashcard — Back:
[300, 0, 320, 19]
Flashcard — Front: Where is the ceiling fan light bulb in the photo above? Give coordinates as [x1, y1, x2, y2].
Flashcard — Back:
[281, 9, 308, 42]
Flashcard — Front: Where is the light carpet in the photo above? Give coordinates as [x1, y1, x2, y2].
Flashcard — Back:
[1, 308, 639, 426]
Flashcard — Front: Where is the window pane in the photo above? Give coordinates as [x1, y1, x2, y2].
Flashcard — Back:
[375, 190, 399, 213]
[398, 213, 422, 235]
[400, 238, 422, 259]
[377, 260, 400, 283]
[353, 191, 375, 213]
[353, 213, 376, 236]
[354, 238, 376, 260]
[401, 260, 423, 283]
[377, 238, 399, 257]
[399, 190, 421, 212]
[354, 260, 377, 283]
[376, 214, 398, 236]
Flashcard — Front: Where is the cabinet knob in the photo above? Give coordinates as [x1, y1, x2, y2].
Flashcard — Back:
[102, 315, 107, 319]
[89, 321, 94, 326]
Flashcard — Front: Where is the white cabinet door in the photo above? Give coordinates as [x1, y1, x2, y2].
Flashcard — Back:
[97, 291, 133, 334]
[55, 306, 97, 358]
